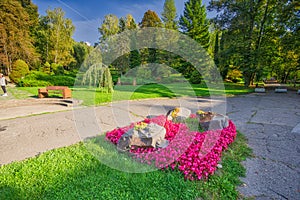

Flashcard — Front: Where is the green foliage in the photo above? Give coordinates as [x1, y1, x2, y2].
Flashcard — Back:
[72, 42, 93, 69]
[189, 70, 202, 84]
[140, 10, 163, 28]
[9, 59, 30, 83]
[17, 71, 75, 87]
[119, 14, 137, 32]
[227, 69, 242, 83]
[208, 0, 299, 86]
[42, 62, 51, 74]
[51, 63, 64, 75]
[161, 0, 178, 30]
[36, 8, 75, 66]
[179, 0, 210, 50]
[17, 79, 51, 87]
[136, 65, 152, 80]
[0, 0, 38, 72]
[99, 14, 119, 40]
[99, 67, 114, 93]
[129, 50, 141, 68]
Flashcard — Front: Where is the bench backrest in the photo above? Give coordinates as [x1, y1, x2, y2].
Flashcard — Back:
[46, 86, 68, 90]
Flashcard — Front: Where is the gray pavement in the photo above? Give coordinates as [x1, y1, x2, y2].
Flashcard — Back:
[0, 91, 299, 199]
[229, 92, 300, 200]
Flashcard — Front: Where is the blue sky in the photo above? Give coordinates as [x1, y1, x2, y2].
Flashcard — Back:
[31, 0, 215, 45]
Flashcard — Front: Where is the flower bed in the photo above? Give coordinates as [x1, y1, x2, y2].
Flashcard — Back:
[106, 115, 237, 180]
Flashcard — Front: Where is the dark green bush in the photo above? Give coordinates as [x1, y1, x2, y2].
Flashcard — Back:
[189, 70, 202, 84]
[18, 71, 75, 87]
[17, 79, 51, 87]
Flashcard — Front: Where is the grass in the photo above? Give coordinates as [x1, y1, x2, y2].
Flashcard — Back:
[0, 132, 252, 200]
[1, 82, 253, 199]
[13, 82, 252, 106]
[75, 82, 252, 105]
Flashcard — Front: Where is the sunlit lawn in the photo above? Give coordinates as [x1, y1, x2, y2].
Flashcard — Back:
[15, 82, 253, 106]
[14, 83, 253, 105]
[75, 82, 253, 105]
[0, 132, 252, 200]
[1, 83, 255, 199]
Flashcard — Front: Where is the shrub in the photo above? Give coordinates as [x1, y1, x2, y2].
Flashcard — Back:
[136, 66, 152, 80]
[51, 63, 65, 75]
[42, 62, 51, 74]
[17, 79, 51, 87]
[48, 75, 75, 86]
[189, 70, 202, 84]
[19, 71, 75, 87]
[9, 59, 30, 83]
[227, 69, 242, 82]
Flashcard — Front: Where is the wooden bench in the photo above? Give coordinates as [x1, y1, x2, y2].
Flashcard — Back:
[38, 86, 72, 99]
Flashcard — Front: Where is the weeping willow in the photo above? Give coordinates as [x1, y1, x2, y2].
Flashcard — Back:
[99, 66, 114, 93]
[81, 63, 114, 93]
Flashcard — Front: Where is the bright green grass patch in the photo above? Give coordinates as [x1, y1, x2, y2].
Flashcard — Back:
[71, 82, 252, 106]
[13, 82, 253, 106]
[1, 86, 36, 100]
[0, 132, 252, 200]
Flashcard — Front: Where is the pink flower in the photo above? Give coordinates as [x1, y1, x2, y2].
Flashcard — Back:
[105, 115, 237, 181]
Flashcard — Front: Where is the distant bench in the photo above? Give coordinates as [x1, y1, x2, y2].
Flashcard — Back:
[38, 86, 72, 99]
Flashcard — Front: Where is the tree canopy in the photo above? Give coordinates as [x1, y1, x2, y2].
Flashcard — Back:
[0, 0, 38, 73]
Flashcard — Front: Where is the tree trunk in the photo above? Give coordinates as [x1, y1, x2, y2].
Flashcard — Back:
[243, 71, 252, 87]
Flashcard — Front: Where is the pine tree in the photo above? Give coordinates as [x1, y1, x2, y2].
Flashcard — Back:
[179, 0, 210, 50]
[161, 0, 178, 30]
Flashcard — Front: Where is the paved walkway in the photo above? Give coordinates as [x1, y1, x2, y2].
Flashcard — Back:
[0, 91, 299, 199]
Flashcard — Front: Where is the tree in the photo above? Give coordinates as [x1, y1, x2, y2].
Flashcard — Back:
[46, 8, 75, 67]
[72, 42, 93, 70]
[179, 0, 210, 50]
[35, 8, 75, 69]
[119, 14, 137, 32]
[178, 0, 210, 81]
[208, 0, 299, 86]
[117, 14, 139, 74]
[139, 10, 163, 65]
[161, 0, 178, 30]
[99, 14, 119, 40]
[0, 0, 38, 74]
[139, 10, 163, 28]
[99, 14, 131, 75]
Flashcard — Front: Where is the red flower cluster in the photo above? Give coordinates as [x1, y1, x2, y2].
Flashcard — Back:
[105, 115, 237, 180]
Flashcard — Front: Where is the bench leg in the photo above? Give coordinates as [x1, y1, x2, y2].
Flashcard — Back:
[63, 88, 72, 99]
[38, 88, 48, 98]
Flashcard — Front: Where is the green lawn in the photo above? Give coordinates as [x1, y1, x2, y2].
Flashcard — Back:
[0, 132, 252, 200]
[74, 82, 253, 105]
[1, 82, 254, 199]
[14, 82, 253, 106]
